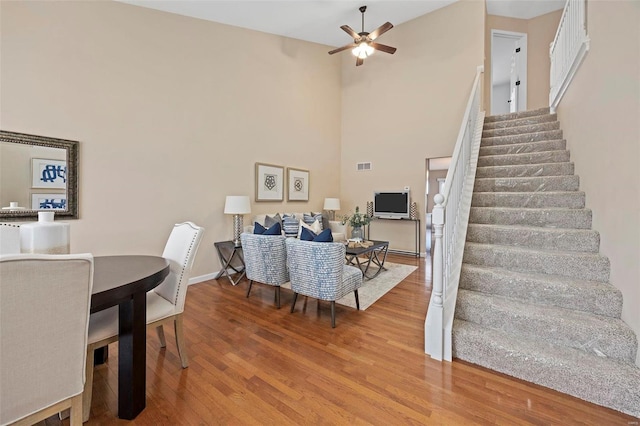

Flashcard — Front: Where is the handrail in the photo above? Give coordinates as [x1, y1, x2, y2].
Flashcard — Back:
[425, 66, 485, 361]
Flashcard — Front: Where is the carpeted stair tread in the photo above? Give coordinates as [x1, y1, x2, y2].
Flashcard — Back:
[475, 162, 574, 178]
[466, 223, 599, 252]
[483, 113, 557, 130]
[473, 175, 579, 192]
[459, 264, 623, 318]
[477, 150, 570, 167]
[452, 319, 640, 418]
[479, 139, 566, 156]
[481, 130, 563, 147]
[484, 107, 551, 123]
[469, 206, 592, 229]
[472, 191, 585, 209]
[482, 121, 560, 138]
[455, 289, 637, 362]
[463, 242, 610, 282]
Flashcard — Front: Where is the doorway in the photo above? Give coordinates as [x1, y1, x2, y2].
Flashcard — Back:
[491, 30, 527, 115]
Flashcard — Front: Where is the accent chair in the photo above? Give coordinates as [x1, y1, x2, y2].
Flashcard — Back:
[240, 232, 289, 308]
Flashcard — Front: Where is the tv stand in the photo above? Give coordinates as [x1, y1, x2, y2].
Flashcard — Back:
[367, 217, 420, 257]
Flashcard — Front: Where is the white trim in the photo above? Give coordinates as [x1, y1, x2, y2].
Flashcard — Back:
[490, 29, 528, 114]
[550, 38, 590, 113]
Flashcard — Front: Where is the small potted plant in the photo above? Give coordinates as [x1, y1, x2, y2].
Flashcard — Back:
[341, 206, 371, 241]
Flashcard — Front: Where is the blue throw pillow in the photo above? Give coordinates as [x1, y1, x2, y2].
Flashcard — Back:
[313, 228, 333, 242]
[254, 222, 267, 234]
[300, 227, 317, 241]
[263, 222, 282, 235]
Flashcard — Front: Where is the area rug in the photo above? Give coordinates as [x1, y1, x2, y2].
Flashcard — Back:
[282, 262, 417, 311]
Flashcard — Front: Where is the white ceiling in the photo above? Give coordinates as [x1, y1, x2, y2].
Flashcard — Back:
[117, 0, 565, 48]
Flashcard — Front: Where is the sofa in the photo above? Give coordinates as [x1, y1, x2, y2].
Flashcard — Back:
[245, 212, 347, 242]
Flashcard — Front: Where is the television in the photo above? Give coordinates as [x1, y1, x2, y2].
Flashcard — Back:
[374, 191, 410, 219]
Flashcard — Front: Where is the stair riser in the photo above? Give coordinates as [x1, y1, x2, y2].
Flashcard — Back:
[459, 265, 623, 318]
[484, 107, 551, 123]
[477, 151, 571, 167]
[452, 320, 640, 418]
[483, 113, 557, 130]
[463, 245, 610, 282]
[479, 140, 566, 156]
[466, 225, 599, 252]
[470, 207, 592, 229]
[482, 130, 563, 147]
[482, 121, 560, 138]
[476, 162, 574, 178]
[472, 192, 585, 209]
[474, 176, 579, 193]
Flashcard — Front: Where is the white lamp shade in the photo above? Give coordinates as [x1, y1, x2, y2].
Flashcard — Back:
[323, 198, 341, 211]
[224, 196, 251, 214]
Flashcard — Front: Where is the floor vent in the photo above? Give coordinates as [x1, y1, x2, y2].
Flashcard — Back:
[357, 162, 372, 171]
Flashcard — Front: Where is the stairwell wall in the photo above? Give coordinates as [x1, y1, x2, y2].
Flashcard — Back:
[556, 0, 640, 366]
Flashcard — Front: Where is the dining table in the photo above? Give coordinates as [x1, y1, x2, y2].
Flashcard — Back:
[91, 255, 170, 420]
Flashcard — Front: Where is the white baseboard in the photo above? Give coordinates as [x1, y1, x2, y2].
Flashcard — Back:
[188, 271, 220, 285]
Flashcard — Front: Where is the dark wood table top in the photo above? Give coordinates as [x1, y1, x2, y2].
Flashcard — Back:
[91, 255, 170, 313]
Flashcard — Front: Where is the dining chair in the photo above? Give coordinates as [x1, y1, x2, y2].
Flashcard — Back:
[240, 232, 289, 308]
[0, 223, 20, 254]
[0, 254, 94, 426]
[82, 222, 204, 421]
[285, 238, 363, 328]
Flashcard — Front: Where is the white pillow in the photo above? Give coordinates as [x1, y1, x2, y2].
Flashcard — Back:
[297, 219, 322, 238]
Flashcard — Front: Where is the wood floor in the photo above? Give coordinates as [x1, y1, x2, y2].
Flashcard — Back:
[46, 254, 637, 425]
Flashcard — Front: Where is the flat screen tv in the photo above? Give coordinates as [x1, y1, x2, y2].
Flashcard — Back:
[374, 191, 410, 219]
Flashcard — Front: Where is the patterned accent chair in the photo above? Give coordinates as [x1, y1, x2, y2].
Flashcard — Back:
[285, 238, 363, 328]
[240, 232, 289, 308]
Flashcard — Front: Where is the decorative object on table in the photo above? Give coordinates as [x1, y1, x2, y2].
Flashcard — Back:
[410, 201, 418, 220]
[287, 167, 309, 201]
[366, 201, 373, 218]
[31, 193, 67, 210]
[32, 158, 67, 189]
[347, 239, 374, 249]
[341, 206, 371, 242]
[224, 195, 251, 246]
[20, 211, 70, 254]
[323, 198, 341, 220]
[255, 163, 284, 201]
[2, 201, 26, 210]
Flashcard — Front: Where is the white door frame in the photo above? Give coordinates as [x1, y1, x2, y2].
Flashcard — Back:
[491, 29, 527, 113]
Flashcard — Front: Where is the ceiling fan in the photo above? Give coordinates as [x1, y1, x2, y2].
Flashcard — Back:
[328, 5, 397, 67]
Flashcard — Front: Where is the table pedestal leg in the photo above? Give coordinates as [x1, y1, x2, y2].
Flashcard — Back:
[118, 291, 147, 419]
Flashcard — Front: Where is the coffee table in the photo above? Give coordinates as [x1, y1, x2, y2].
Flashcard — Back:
[345, 240, 389, 280]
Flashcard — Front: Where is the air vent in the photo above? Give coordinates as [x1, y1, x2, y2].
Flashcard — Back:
[356, 162, 372, 171]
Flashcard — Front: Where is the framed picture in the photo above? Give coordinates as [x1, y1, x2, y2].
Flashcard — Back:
[31, 193, 67, 211]
[255, 163, 284, 202]
[32, 158, 67, 189]
[287, 168, 309, 201]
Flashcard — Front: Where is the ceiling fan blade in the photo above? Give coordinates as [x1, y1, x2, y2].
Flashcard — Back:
[356, 57, 364, 67]
[368, 22, 393, 40]
[328, 43, 357, 55]
[340, 25, 360, 40]
[370, 42, 397, 55]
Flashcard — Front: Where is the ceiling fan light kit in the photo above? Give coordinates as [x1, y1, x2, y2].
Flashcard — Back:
[328, 5, 397, 67]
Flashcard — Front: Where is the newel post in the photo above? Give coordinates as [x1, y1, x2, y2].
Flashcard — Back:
[425, 193, 445, 360]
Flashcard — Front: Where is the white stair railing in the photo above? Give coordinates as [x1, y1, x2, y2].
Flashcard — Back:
[425, 66, 485, 361]
[549, 0, 590, 113]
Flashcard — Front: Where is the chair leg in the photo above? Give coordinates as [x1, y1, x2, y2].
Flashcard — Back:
[246, 280, 254, 298]
[290, 293, 298, 313]
[156, 325, 166, 348]
[69, 394, 82, 426]
[275, 286, 281, 309]
[82, 346, 95, 422]
[331, 301, 336, 328]
[354, 289, 360, 310]
[174, 314, 189, 368]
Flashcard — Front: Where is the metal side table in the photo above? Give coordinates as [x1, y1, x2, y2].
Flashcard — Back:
[214, 241, 246, 285]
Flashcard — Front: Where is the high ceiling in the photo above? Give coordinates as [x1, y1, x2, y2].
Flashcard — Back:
[116, 1, 565, 48]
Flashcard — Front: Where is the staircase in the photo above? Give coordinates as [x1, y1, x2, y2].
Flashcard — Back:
[452, 107, 640, 417]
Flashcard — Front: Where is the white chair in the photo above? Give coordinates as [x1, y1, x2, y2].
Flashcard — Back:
[0, 254, 94, 426]
[82, 222, 204, 421]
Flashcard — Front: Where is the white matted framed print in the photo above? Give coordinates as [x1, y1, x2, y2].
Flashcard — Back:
[255, 163, 284, 202]
[287, 168, 309, 201]
[32, 158, 67, 189]
[31, 193, 67, 210]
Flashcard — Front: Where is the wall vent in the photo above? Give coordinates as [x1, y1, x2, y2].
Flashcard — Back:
[356, 162, 372, 171]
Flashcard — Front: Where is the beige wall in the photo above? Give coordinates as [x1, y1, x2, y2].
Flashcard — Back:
[340, 0, 485, 254]
[484, 10, 562, 112]
[556, 0, 640, 366]
[0, 1, 342, 278]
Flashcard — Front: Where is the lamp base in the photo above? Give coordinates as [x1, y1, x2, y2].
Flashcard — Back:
[232, 214, 243, 247]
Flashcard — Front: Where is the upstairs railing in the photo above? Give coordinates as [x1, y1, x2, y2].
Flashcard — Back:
[425, 66, 485, 361]
[549, 0, 590, 112]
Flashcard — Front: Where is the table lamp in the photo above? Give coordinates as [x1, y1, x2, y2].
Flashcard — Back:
[224, 195, 251, 246]
[323, 198, 341, 220]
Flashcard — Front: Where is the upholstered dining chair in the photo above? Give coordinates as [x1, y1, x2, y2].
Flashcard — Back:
[0, 254, 94, 426]
[0, 223, 20, 254]
[82, 222, 204, 421]
[285, 238, 363, 328]
[240, 232, 289, 308]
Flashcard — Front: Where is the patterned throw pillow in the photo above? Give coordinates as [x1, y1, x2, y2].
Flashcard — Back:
[304, 213, 324, 230]
[282, 215, 299, 237]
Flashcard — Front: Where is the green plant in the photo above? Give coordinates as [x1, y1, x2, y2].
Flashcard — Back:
[341, 206, 371, 228]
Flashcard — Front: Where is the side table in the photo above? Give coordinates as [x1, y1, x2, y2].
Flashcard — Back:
[214, 241, 246, 285]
